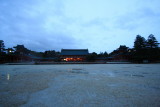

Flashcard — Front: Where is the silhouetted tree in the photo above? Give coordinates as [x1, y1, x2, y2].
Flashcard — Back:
[0, 40, 5, 53]
[30, 51, 43, 57]
[86, 52, 97, 62]
[133, 34, 160, 63]
[147, 34, 159, 49]
[0, 40, 6, 63]
[43, 50, 56, 58]
[103, 51, 108, 57]
[108, 45, 132, 61]
[133, 35, 147, 62]
[98, 51, 108, 57]
[13, 45, 30, 55]
[146, 34, 159, 62]
[134, 35, 146, 50]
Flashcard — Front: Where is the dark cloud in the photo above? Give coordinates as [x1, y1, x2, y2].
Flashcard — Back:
[0, 0, 160, 53]
[0, 0, 78, 52]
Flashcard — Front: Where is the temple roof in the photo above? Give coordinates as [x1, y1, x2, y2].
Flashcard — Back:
[61, 49, 89, 55]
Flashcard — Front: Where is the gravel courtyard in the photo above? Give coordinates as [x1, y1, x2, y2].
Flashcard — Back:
[0, 64, 160, 107]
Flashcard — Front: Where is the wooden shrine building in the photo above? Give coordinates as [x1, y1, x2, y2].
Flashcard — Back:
[60, 49, 89, 62]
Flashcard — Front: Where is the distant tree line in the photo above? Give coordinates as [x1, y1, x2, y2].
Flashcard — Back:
[110, 34, 160, 63]
[86, 52, 108, 62]
[0, 34, 160, 63]
[0, 41, 61, 63]
[132, 34, 160, 63]
[86, 34, 160, 62]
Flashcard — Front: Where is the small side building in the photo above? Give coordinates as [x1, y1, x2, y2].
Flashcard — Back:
[60, 49, 89, 62]
[109, 45, 132, 62]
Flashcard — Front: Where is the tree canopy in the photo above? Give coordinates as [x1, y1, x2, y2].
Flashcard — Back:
[133, 34, 160, 62]
[134, 35, 146, 50]
[147, 34, 159, 49]
[0, 40, 5, 53]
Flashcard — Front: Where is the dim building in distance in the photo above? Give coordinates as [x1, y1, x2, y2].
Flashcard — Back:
[60, 49, 89, 62]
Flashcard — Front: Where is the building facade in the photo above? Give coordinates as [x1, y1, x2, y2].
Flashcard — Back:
[60, 49, 89, 62]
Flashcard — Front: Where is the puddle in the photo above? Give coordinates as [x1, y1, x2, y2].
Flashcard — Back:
[124, 74, 144, 77]
[108, 84, 118, 87]
[150, 86, 160, 90]
[107, 72, 115, 77]
[142, 72, 149, 74]
[13, 68, 21, 71]
[68, 68, 89, 74]
[135, 66, 141, 67]
[122, 71, 129, 72]
[122, 67, 131, 68]
[132, 74, 144, 77]
[124, 74, 131, 77]
[72, 68, 83, 70]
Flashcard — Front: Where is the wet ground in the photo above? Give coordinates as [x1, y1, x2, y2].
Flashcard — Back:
[0, 64, 160, 107]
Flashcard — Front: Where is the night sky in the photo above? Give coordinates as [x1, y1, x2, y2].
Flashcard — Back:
[0, 0, 160, 53]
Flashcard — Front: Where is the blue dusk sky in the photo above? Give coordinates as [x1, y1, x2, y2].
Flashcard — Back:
[0, 0, 160, 53]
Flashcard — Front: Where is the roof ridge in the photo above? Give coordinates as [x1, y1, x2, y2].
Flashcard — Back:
[60, 49, 89, 55]
[62, 49, 88, 50]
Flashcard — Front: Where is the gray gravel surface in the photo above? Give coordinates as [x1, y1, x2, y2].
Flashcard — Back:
[0, 64, 160, 107]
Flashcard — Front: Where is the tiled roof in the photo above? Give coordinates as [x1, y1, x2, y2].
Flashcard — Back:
[61, 49, 89, 55]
